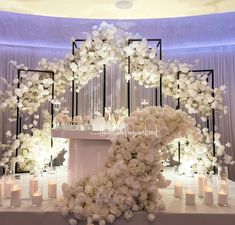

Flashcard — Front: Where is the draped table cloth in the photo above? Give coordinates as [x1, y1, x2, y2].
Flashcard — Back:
[0, 182, 235, 225]
[52, 130, 111, 183]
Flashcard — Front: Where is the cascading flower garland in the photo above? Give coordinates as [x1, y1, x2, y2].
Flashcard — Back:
[57, 106, 197, 225]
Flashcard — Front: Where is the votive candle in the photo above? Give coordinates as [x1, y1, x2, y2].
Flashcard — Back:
[185, 189, 195, 205]
[204, 187, 214, 205]
[48, 180, 57, 199]
[10, 185, 21, 207]
[32, 192, 42, 206]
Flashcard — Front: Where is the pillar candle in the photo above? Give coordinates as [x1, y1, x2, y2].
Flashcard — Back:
[4, 178, 13, 199]
[0, 181, 3, 206]
[32, 192, 42, 206]
[185, 189, 195, 205]
[218, 191, 228, 206]
[198, 175, 206, 197]
[10, 185, 21, 207]
[174, 182, 183, 198]
[29, 177, 38, 196]
[204, 187, 214, 205]
[48, 180, 57, 199]
[220, 180, 228, 193]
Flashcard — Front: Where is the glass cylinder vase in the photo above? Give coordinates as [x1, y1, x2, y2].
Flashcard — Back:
[174, 169, 184, 198]
[47, 170, 57, 199]
[218, 166, 229, 195]
[185, 175, 196, 206]
[32, 176, 43, 207]
[204, 177, 214, 206]
[0, 176, 3, 206]
[197, 167, 207, 198]
[10, 175, 22, 207]
[4, 166, 14, 199]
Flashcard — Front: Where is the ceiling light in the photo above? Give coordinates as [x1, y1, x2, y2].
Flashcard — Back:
[115, 0, 133, 9]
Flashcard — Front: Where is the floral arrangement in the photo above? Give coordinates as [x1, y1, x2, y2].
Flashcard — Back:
[0, 22, 227, 120]
[0, 111, 68, 172]
[165, 127, 234, 174]
[57, 106, 197, 225]
[104, 107, 128, 130]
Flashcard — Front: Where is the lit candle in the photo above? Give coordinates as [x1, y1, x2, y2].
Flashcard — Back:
[48, 180, 57, 199]
[32, 192, 42, 206]
[198, 175, 206, 197]
[220, 180, 228, 193]
[0, 181, 3, 206]
[218, 190, 228, 207]
[10, 185, 21, 207]
[185, 189, 195, 205]
[204, 187, 214, 205]
[4, 178, 13, 199]
[29, 177, 38, 196]
[174, 182, 183, 198]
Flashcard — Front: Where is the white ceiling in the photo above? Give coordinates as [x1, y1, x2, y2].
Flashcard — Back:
[0, 0, 235, 19]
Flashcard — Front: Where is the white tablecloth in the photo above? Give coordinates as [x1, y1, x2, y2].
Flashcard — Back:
[52, 130, 111, 182]
[0, 171, 235, 225]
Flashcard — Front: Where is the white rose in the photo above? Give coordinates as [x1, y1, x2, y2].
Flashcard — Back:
[124, 210, 133, 220]
[147, 213, 156, 222]
[69, 218, 77, 225]
[106, 214, 115, 223]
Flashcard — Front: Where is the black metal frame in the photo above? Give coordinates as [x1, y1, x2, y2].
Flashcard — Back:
[16, 69, 55, 173]
[176, 69, 215, 164]
[72, 39, 106, 118]
[127, 39, 162, 116]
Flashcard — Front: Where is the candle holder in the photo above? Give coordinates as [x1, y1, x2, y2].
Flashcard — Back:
[10, 175, 22, 207]
[47, 170, 57, 199]
[53, 99, 61, 113]
[204, 177, 214, 206]
[185, 175, 196, 206]
[29, 172, 39, 197]
[32, 176, 43, 207]
[4, 167, 14, 199]
[140, 99, 149, 109]
[174, 170, 184, 198]
[218, 166, 229, 195]
[197, 167, 207, 198]
[217, 178, 229, 207]
[0, 176, 3, 207]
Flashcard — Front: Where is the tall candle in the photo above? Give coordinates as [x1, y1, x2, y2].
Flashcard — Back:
[220, 180, 228, 193]
[218, 191, 228, 206]
[198, 175, 206, 197]
[174, 182, 183, 198]
[4, 178, 13, 199]
[32, 192, 42, 206]
[10, 185, 21, 207]
[185, 189, 195, 205]
[204, 187, 214, 205]
[48, 180, 57, 199]
[0, 181, 3, 206]
[29, 177, 38, 196]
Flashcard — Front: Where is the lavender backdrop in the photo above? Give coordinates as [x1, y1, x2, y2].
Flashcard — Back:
[0, 11, 235, 179]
